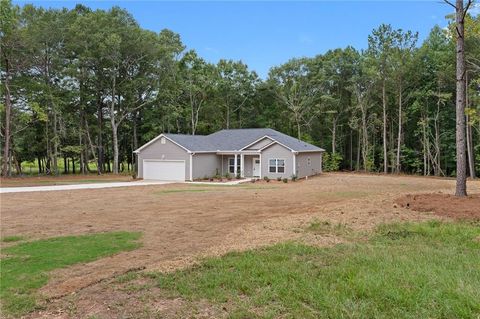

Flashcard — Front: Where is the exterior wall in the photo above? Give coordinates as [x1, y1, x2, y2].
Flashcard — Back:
[243, 155, 259, 177]
[192, 153, 221, 179]
[295, 152, 323, 178]
[244, 137, 273, 151]
[260, 143, 294, 179]
[137, 137, 190, 180]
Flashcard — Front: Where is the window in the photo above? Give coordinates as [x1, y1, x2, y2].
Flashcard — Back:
[160, 137, 166, 144]
[269, 159, 285, 173]
[307, 157, 311, 166]
[228, 157, 241, 174]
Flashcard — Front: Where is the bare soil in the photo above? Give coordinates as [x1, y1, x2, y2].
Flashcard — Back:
[1, 173, 479, 318]
[0, 174, 134, 187]
[396, 193, 480, 220]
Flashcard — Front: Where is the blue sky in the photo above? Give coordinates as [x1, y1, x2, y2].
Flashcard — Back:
[13, 1, 471, 78]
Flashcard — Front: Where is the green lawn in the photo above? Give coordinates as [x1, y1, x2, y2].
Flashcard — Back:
[0, 231, 142, 317]
[152, 221, 480, 319]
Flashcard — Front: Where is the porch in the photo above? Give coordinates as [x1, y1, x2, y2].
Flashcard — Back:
[218, 152, 261, 178]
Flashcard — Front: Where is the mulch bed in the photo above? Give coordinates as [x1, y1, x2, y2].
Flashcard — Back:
[396, 193, 480, 220]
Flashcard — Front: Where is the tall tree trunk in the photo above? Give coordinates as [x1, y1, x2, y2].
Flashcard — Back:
[382, 79, 388, 173]
[97, 95, 104, 175]
[331, 118, 337, 154]
[52, 110, 59, 175]
[453, 0, 468, 196]
[395, 83, 402, 173]
[465, 73, 476, 179]
[1, 61, 12, 177]
[109, 76, 119, 174]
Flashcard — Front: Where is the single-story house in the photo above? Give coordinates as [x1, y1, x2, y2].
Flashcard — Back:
[133, 128, 325, 181]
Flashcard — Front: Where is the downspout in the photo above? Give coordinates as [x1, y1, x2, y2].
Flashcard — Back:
[189, 152, 194, 181]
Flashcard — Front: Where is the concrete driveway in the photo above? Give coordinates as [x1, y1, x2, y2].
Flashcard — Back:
[0, 180, 174, 194]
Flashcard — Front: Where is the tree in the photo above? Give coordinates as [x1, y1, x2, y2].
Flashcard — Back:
[444, 0, 473, 196]
[269, 58, 320, 139]
[367, 24, 396, 173]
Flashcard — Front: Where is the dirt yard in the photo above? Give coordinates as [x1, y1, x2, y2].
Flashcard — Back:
[0, 174, 134, 187]
[1, 173, 479, 318]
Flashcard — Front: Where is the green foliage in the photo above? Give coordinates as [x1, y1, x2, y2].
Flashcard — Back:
[2, 1, 479, 179]
[154, 221, 480, 318]
[0, 232, 142, 316]
[282, 178, 288, 183]
[322, 152, 343, 172]
[263, 176, 270, 182]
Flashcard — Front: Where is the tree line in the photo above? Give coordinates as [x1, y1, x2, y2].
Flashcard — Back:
[1, 0, 479, 179]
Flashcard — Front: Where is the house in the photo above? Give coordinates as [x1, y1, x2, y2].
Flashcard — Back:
[133, 128, 325, 181]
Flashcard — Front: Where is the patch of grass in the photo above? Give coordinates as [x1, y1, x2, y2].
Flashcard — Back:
[0, 231, 142, 317]
[156, 188, 220, 194]
[156, 185, 278, 195]
[1, 235, 25, 243]
[306, 220, 352, 237]
[153, 221, 480, 318]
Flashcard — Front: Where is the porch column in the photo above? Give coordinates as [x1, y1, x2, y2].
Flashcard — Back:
[240, 153, 244, 178]
[234, 153, 238, 177]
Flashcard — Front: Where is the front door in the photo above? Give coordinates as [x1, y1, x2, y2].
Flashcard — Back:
[252, 158, 260, 177]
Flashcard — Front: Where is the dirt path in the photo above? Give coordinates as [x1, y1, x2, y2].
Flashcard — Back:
[2, 173, 479, 312]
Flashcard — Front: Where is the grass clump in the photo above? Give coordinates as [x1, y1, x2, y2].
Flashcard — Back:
[153, 221, 480, 318]
[1, 235, 25, 243]
[307, 220, 351, 237]
[0, 231, 142, 316]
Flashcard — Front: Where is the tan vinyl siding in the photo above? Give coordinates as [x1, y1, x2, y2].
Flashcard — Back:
[192, 153, 221, 179]
[260, 143, 294, 179]
[137, 138, 190, 180]
[295, 152, 322, 178]
[244, 137, 274, 150]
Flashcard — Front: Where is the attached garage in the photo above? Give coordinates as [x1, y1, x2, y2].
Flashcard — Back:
[142, 160, 185, 181]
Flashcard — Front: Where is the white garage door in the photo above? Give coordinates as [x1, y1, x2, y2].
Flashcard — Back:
[143, 160, 185, 181]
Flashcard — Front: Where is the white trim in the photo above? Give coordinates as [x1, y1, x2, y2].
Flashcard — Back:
[293, 154, 296, 177]
[239, 135, 274, 151]
[189, 153, 193, 181]
[258, 140, 295, 152]
[134, 134, 192, 153]
[295, 149, 325, 153]
[259, 153, 262, 178]
[240, 154, 245, 178]
[268, 158, 286, 174]
[234, 154, 238, 176]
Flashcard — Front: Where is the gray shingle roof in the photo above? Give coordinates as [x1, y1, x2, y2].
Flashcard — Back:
[165, 128, 324, 152]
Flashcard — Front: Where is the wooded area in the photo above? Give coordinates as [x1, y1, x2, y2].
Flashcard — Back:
[1, 0, 479, 178]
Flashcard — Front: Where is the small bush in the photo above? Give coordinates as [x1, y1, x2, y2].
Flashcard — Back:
[263, 176, 270, 182]
[322, 152, 343, 172]
[291, 174, 297, 181]
[276, 177, 282, 181]
[282, 178, 288, 183]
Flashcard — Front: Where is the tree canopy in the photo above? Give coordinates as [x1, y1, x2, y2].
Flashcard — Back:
[1, 0, 479, 178]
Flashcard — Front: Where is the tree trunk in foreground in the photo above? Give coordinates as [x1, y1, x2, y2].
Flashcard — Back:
[453, 0, 468, 196]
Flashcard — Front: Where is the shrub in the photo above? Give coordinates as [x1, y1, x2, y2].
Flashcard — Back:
[225, 173, 231, 180]
[263, 176, 270, 182]
[322, 152, 343, 172]
[282, 178, 288, 183]
[276, 177, 282, 181]
[291, 174, 297, 181]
